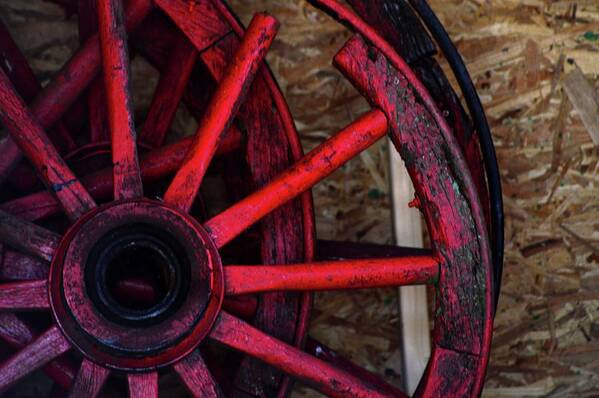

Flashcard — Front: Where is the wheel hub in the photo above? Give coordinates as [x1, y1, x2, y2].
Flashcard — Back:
[86, 222, 189, 326]
[49, 200, 224, 371]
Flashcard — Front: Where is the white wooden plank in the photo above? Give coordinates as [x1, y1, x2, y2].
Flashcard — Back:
[389, 141, 431, 395]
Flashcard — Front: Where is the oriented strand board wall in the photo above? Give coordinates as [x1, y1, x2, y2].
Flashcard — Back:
[428, 1, 599, 396]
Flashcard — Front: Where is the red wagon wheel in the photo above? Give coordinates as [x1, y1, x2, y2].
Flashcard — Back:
[0, 0, 493, 397]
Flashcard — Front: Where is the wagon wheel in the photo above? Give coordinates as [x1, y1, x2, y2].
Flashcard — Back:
[318, 0, 503, 309]
[0, 1, 493, 397]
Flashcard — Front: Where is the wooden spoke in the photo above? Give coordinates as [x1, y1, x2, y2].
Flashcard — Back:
[139, 37, 197, 147]
[0, 280, 49, 310]
[0, 137, 20, 187]
[0, 0, 152, 188]
[0, 69, 96, 220]
[205, 109, 388, 248]
[305, 337, 406, 397]
[0, 314, 76, 389]
[210, 313, 407, 398]
[0, 20, 76, 154]
[0, 209, 60, 261]
[1, 130, 242, 223]
[68, 359, 110, 398]
[128, 372, 158, 398]
[222, 295, 258, 320]
[0, 20, 39, 102]
[35, 0, 150, 129]
[0, 326, 70, 393]
[78, 0, 110, 143]
[164, 13, 279, 212]
[174, 350, 223, 398]
[0, 21, 55, 184]
[0, 250, 49, 281]
[312, 0, 453, 139]
[316, 239, 431, 260]
[130, 16, 246, 149]
[154, 0, 231, 53]
[225, 257, 439, 295]
[0, 313, 37, 347]
[0, 190, 60, 223]
[98, 0, 143, 200]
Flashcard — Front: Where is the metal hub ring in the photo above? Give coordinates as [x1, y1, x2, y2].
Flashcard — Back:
[48, 200, 224, 371]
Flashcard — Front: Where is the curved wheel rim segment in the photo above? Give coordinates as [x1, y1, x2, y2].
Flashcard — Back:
[0, 1, 493, 397]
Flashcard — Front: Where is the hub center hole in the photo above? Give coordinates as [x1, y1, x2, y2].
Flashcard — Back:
[86, 223, 191, 326]
[105, 243, 171, 311]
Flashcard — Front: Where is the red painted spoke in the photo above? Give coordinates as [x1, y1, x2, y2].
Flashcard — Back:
[225, 256, 439, 295]
[206, 109, 388, 248]
[107, 280, 257, 320]
[68, 359, 110, 398]
[0, 20, 76, 154]
[0, 209, 60, 262]
[78, 0, 110, 143]
[0, 138, 20, 187]
[128, 372, 158, 398]
[0, 280, 49, 310]
[86, 83, 110, 143]
[0, 22, 75, 179]
[164, 13, 279, 212]
[0, 314, 76, 389]
[174, 350, 223, 398]
[0, 313, 37, 347]
[210, 313, 405, 398]
[313, 0, 455, 144]
[98, 0, 143, 200]
[35, 0, 150, 129]
[154, 0, 231, 53]
[306, 338, 405, 397]
[222, 295, 258, 320]
[139, 37, 197, 147]
[0, 250, 49, 281]
[0, 69, 96, 220]
[1, 130, 242, 223]
[0, 326, 70, 393]
[0, 20, 39, 102]
[0, 0, 152, 186]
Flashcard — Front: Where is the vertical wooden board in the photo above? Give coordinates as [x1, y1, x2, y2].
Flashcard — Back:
[390, 142, 431, 395]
